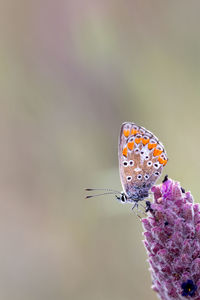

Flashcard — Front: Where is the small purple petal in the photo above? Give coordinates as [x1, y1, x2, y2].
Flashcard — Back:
[142, 219, 152, 231]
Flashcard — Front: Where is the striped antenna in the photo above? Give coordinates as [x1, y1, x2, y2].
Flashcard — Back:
[85, 188, 121, 199]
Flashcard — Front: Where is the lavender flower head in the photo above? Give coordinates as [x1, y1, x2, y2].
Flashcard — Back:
[142, 178, 200, 299]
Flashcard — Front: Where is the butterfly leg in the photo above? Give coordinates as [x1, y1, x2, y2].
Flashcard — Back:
[131, 202, 137, 210]
[137, 200, 152, 216]
[137, 203, 147, 218]
[138, 205, 147, 217]
[138, 202, 148, 216]
[131, 202, 142, 219]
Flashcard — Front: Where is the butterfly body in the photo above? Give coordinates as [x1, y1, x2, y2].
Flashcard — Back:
[118, 122, 168, 203]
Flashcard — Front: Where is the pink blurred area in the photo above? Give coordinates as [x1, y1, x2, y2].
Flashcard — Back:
[1, 1, 200, 299]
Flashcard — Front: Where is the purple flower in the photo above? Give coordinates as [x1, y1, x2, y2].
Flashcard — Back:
[142, 178, 200, 299]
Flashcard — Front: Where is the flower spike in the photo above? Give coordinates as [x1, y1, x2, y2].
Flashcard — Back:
[142, 178, 200, 299]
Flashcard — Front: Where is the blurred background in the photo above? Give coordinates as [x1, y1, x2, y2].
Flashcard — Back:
[1, 0, 200, 299]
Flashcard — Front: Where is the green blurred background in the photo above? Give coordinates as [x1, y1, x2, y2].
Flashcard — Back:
[1, 1, 200, 299]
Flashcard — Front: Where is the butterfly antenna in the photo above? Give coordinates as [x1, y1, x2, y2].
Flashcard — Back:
[85, 192, 118, 199]
[85, 188, 121, 194]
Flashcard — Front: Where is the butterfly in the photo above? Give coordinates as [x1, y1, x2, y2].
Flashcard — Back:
[86, 122, 168, 209]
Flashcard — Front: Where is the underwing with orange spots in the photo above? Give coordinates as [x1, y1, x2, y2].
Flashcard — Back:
[118, 122, 168, 201]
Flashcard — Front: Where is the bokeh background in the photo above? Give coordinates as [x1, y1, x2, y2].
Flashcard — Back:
[1, 1, 200, 299]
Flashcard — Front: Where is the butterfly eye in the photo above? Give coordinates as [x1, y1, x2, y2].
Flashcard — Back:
[144, 174, 149, 180]
[123, 161, 128, 167]
[121, 194, 126, 202]
[147, 161, 153, 167]
[154, 171, 160, 176]
[153, 163, 160, 169]
[127, 176, 132, 181]
[129, 160, 134, 166]
[137, 174, 142, 180]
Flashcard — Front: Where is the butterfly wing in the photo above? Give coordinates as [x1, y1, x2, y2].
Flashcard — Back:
[118, 122, 168, 200]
